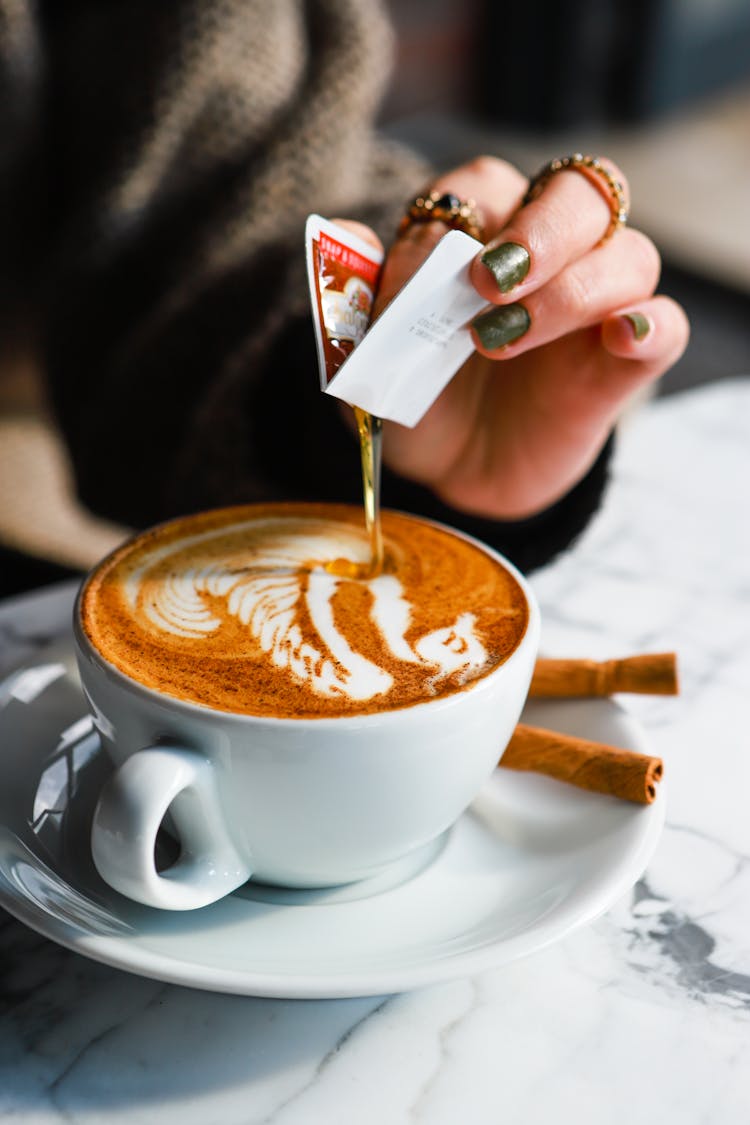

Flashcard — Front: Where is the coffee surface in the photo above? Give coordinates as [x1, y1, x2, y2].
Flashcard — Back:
[81, 503, 528, 717]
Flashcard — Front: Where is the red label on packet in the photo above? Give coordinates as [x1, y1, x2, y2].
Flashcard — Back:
[305, 216, 384, 388]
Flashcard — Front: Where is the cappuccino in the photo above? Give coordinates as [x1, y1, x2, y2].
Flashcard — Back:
[81, 503, 528, 718]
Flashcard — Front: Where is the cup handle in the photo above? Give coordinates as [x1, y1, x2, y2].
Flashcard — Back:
[91, 745, 251, 910]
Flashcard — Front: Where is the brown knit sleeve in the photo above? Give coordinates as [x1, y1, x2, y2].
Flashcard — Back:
[35, 0, 426, 527]
[30, 0, 611, 563]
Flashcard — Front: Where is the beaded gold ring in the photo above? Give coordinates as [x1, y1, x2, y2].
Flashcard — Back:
[523, 154, 629, 244]
[398, 190, 485, 241]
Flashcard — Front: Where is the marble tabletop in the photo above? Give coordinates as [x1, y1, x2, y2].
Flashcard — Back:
[2, 377, 749, 1124]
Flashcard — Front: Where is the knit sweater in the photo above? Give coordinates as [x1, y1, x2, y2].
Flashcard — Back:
[0, 0, 610, 574]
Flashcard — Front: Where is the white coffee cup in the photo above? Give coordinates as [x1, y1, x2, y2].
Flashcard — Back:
[75, 528, 539, 911]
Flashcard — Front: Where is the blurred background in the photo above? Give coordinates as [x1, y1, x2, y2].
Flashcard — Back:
[1, 0, 749, 597]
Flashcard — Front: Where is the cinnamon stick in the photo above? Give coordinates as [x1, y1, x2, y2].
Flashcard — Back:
[500, 723, 663, 804]
[530, 653, 678, 698]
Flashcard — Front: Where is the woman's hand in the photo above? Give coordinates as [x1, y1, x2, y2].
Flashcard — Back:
[341, 154, 689, 520]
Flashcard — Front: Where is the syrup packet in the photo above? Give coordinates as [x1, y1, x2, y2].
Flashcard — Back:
[305, 215, 384, 388]
[306, 215, 488, 427]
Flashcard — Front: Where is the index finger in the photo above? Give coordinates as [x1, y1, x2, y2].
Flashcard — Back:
[370, 156, 528, 317]
[470, 156, 631, 303]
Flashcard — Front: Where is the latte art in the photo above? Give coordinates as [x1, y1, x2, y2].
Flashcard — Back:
[81, 504, 528, 717]
[130, 525, 488, 702]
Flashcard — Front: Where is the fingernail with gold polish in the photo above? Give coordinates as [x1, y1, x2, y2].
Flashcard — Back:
[481, 242, 530, 293]
[623, 312, 652, 341]
[472, 304, 531, 351]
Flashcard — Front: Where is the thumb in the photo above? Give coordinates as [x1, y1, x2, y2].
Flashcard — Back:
[372, 223, 446, 318]
[332, 217, 446, 319]
[330, 218, 384, 257]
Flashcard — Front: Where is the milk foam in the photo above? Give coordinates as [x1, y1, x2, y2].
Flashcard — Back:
[127, 517, 489, 703]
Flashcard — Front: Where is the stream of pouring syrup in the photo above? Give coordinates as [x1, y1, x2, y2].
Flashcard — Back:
[325, 406, 384, 580]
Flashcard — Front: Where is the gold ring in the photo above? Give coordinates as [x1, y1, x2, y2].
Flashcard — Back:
[523, 154, 629, 243]
[398, 190, 485, 241]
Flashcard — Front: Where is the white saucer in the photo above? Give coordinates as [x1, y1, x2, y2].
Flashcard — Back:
[0, 643, 664, 999]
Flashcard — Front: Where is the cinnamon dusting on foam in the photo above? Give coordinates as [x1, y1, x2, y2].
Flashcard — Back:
[81, 503, 528, 717]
